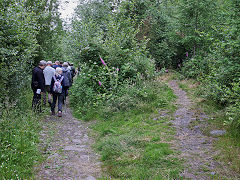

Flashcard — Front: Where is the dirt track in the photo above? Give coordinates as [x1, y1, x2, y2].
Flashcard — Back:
[169, 80, 231, 179]
[36, 103, 101, 180]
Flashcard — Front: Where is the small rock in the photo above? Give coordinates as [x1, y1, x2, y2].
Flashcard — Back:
[64, 145, 85, 152]
[44, 170, 51, 175]
[210, 172, 216, 175]
[210, 130, 226, 136]
[85, 176, 96, 180]
[47, 153, 59, 160]
[72, 139, 82, 144]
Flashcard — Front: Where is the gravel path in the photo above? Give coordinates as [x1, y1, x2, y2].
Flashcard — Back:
[36, 103, 102, 180]
[168, 80, 220, 179]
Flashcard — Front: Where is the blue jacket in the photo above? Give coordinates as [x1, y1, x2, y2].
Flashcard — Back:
[52, 64, 62, 69]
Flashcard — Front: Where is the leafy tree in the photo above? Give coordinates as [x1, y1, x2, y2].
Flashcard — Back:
[0, 0, 38, 104]
[177, 0, 217, 57]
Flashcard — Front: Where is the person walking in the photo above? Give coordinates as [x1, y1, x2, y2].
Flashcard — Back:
[50, 67, 65, 117]
[31, 60, 46, 112]
[69, 62, 76, 83]
[52, 61, 62, 69]
[43, 61, 55, 106]
[62, 62, 72, 102]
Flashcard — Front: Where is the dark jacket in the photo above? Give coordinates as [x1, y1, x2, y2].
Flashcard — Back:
[70, 66, 76, 78]
[52, 64, 62, 69]
[31, 66, 45, 91]
[62, 67, 72, 87]
[50, 74, 65, 94]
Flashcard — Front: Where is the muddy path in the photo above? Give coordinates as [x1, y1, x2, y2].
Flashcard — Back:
[36, 102, 102, 180]
[168, 80, 238, 180]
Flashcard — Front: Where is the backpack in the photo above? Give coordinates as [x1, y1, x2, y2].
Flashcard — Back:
[53, 76, 64, 93]
[70, 66, 76, 78]
[62, 70, 71, 87]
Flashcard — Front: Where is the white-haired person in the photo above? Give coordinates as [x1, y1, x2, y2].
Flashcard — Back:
[43, 61, 55, 106]
[50, 67, 65, 117]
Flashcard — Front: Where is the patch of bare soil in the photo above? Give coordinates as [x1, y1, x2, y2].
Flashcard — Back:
[168, 80, 237, 180]
[35, 103, 101, 180]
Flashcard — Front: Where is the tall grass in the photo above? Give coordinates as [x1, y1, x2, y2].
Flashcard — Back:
[0, 91, 42, 179]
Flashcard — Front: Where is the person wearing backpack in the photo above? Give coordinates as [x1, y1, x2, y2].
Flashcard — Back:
[50, 67, 65, 117]
[62, 62, 72, 102]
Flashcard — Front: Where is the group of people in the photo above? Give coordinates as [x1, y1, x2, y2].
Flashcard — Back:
[31, 60, 76, 117]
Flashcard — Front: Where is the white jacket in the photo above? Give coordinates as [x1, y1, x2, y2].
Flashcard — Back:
[43, 66, 55, 85]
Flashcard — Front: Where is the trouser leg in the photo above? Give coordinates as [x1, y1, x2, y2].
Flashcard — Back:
[48, 93, 52, 103]
[58, 94, 64, 112]
[51, 94, 57, 113]
[32, 90, 41, 113]
[63, 87, 69, 104]
[43, 91, 46, 106]
[45, 86, 52, 104]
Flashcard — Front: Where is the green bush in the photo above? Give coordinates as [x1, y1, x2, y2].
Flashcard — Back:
[181, 56, 210, 78]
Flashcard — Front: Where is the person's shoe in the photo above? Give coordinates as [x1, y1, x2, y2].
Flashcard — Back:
[58, 111, 62, 117]
[51, 111, 55, 115]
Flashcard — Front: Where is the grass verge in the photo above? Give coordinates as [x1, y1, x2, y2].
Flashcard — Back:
[74, 79, 183, 179]
[0, 91, 43, 179]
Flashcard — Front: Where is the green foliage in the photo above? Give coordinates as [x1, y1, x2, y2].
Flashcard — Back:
[181, 56, 210, 78]
[91, 80, 182, 179]
[0, 0, 63, 178]
[0, 92, 41, 179]
[0, 0, 64, 104]
[67, 0, 155, 119]
[178, 0, 240, 130]
[0, 1, 38, 103]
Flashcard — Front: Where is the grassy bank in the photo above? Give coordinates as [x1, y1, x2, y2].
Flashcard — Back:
[0, 92, 42, 179]
[73, 79, 183, 179]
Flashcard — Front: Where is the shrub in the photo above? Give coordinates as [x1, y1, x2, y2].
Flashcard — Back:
[181, 56, 210, 78]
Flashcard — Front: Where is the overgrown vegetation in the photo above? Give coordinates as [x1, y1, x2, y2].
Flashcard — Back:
[67, 0, 240, 133]
[0, 0, 63, 178]
[91, 80, 182, 179]
[1, 0, 240, 178]
[0, 92, 42, 179]
[68, 1, 155, 119]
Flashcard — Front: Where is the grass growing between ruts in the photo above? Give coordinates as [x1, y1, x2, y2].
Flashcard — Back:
[84, 80, 183, 179]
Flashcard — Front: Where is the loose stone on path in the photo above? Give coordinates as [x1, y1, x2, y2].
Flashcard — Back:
[210, 130, 226, 137]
